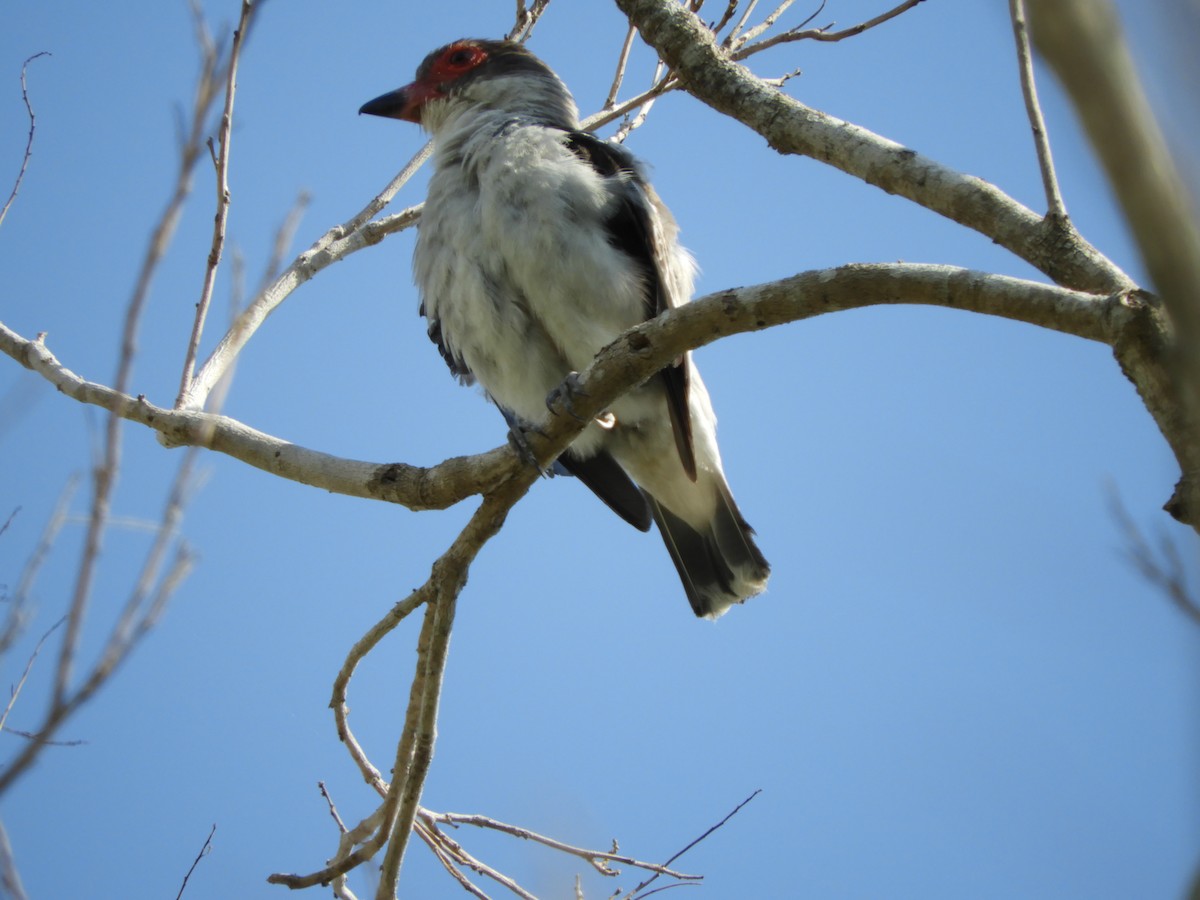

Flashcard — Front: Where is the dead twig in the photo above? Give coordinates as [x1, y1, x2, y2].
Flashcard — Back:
[174, 823, 217, 900]
[732, 0, 926, 59]
[176, 0, 255, 406]
[0, 818, 28, 900]
[627, 790, 761, 899]
[507, 0, 553, 42]
[1110, 490, 1200, 626]
[0, 616, 65, 737]
[0, 52, 50, 231]
[605, 25, 640, 109]
[1008, 0, 1067, 220]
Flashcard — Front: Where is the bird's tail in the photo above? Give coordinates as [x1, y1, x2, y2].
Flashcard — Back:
[646, 479, 770, 619]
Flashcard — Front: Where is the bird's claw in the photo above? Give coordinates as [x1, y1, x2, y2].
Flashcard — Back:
[546, 371, 589, 422]
[507, 422, 552, 476]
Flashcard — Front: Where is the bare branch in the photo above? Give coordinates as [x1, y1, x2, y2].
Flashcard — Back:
[0, 616, 64, 736]
[1, 264, 1137, 522]
[1027, 0, 1200, 527]
[728, 0, 760, 44]
[0, 818, 28, 900]
[617, 0, 1127, 293]
[0, 477, 77, 657]
[506, 0, 553, 42]
[732, 0, 925, 58]
[1110, 489, 1200, 627]
[176, 0, 255, 406]
[582, 76, 679, 134]
[180, 146, 431, 411]
[627, 790, 760, 898]
[49, 0, 241, 709]
[422, 810, 701, 882]
[605, 25, 640, 109]
[0, 52, 50, 231]
[709, 1, 742, 38]
[737, 0, 797, 47]
[174, 823, 217, 900]
[0, 468, 198, 797]
[417, 818, 533, 898]
[416, 823, 497, 900]
[270, 487, 537, 891]
[1008, 0, 1067, 220]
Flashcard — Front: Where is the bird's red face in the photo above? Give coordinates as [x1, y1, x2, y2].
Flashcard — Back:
[359, 40, 493, 124]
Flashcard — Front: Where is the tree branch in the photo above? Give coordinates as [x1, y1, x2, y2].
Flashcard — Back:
[614, 0, 1198, 530]
[1, 264, 1133, 510]
[0, 52, 50, 231]
[1007, 0, 1066, 220]
[178, 157, 429, 411]
[1026, 0, 1200, 526]
[613, 0, 1131, 296]
[176, 0, 255, 405]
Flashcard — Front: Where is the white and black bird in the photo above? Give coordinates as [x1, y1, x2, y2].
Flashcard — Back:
[360, 39, 769, 618]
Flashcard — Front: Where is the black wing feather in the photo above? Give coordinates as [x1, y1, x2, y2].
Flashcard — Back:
[564, 132, 697, 482]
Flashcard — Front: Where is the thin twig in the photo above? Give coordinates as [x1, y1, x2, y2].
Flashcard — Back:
[174, 823, 217, 900]
[1110, 489, 1200, 626]
[0, 477, 77, 658]
[738, 0, 797, 46]
[728, 0, 760, 43]
[177, 0, 254, 406]
[1009, 0, 1066, 220]
[0, 52, 50, 231]
[710, 1, 740, 37]
[416, 822, 500, 900]
[418, 818, 535, 899]
[319, 782, 350, 834]
[582, 75, 679, 134]
[0, 616, 65, 735]
[0, 818, 28, 900]
[424, 811, 700, 881]
[732, 0, 925, 59]
[627, 790, 760, 899]
[0, 507, 17, 540]
[605, 26, 640, 109]
[506, 0, 552, 42]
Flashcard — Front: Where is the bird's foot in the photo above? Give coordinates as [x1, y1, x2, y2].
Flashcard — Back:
[506, 421, 551, 475]
[545, 371, 589, 422]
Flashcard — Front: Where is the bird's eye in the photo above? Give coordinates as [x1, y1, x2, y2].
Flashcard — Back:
[438, 45, 486, 74]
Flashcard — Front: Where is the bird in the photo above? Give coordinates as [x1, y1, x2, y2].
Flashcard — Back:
[360, 38, 769, 618]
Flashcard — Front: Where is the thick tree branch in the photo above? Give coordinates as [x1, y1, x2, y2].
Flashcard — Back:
[615, 0, 1199, 529]
[1027, 0, 1200, 526]
[1, 264, 1132, 508]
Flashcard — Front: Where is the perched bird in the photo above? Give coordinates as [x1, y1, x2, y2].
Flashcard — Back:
[360, 39, 769, 618]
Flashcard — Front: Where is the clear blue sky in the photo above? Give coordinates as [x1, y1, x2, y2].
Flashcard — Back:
[1, 2, 1197, 898]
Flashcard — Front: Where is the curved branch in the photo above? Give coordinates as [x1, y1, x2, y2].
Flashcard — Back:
[0, 263, 1134, 508]
[0, 323, 514, 511]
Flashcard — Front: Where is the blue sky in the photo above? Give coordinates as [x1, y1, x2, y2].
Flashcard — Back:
[1, 1, 1197, 898]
